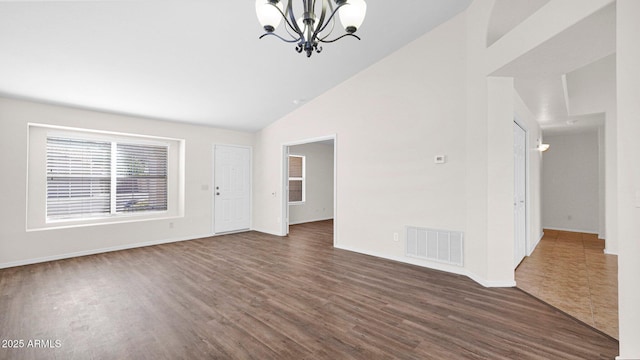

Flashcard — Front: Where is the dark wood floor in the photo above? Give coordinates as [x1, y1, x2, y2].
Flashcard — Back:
[0, 220, 618, 359]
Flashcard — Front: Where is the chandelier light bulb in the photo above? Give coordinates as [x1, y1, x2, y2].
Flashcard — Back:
[255, 0, 284, 32]
[338, 0, 367, 33]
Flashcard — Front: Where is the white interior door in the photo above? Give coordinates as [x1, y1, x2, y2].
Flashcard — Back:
[214, 145, 250, 234]
[514, 122, 527, 268]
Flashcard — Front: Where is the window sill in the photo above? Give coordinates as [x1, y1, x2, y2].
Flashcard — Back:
[27, 212, 183, 232]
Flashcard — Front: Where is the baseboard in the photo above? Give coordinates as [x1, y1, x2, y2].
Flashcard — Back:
[251, 227, 284, 236]
[289, 217, 334, 225]
[0, 233, 213, 269]
[333, 244, 515, 289]
[527, 232, 544, 256]
[466, 273, 516, 288]
[543, 226, 599, 234]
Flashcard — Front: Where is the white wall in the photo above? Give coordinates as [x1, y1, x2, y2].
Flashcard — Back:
[565, 53, 616, 248]
[485, 76, 516, 283]
[616, 1, 640, 357]
[288, 142, 334, 225]
[598, 126, 606, 239]
[0, 97, 254, 268]
[251, 0, 545, 288]
[605, 110, 617, 253]
[541, 131, 599, 233]
[253, 12, 471, 277]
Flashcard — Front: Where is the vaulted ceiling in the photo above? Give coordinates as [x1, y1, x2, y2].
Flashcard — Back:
[0, 0, 471, 132]
[490, 2, 616, 135]
[1, 1, 616, 135]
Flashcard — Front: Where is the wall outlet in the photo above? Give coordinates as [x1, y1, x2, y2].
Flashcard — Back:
[393, 232, 399, 242]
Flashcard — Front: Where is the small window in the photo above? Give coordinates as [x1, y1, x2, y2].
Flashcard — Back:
[46, 136, 168, 221]
[288, 155, 305, 204]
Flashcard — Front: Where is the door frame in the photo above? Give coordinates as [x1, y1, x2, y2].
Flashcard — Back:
[513, 119, 530, 263]
[212, 143, 253, 235]
[281, 134, 337, 246]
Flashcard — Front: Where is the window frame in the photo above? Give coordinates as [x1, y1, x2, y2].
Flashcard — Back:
[27, 124, 184, 230]
[288, 154, 305, 205]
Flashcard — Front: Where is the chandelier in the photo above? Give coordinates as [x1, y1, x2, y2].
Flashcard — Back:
[255, 0, 367, 57]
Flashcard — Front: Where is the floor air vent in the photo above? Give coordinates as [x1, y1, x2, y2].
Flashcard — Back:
[406, 226, 464, 266]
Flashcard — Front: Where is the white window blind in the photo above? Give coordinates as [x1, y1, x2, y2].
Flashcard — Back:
[46, 137, 112, 219]
[116, 143, 168, 213]
[46, 136, 168, 220]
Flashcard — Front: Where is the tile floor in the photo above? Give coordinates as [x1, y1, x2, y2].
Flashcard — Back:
[515, 229, 618, 339]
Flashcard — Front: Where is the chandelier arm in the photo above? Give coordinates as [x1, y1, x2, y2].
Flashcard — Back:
[284, 21, 299, 39]
[318, 33, 361, 43]
[259, 32, 302, 43]
[312, 0, 328, 39]
[283, 5, 302, 40]
[320, 0, 336, 40]
[286, 0, 304, 35]
[315, 1, 346, 35]
[319, 11, 336, 40]
[267, 0, 303, 38]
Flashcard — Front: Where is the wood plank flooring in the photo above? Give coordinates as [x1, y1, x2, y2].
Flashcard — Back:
[516, 229, 618, 339]
[0, 221, 618, 359]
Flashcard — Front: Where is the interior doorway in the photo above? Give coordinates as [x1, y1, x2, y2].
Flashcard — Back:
[281, 136, 336, 246]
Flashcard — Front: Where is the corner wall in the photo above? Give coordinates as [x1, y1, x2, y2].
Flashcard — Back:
[0, 97, 254, 268]
[254, 1, 541, 287]
[253, 12, 471, 277]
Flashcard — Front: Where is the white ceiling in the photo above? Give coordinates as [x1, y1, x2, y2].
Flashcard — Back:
[0, 0, 471, 132]
[486, 0, 549, 47]
[491, 3, 616, 136]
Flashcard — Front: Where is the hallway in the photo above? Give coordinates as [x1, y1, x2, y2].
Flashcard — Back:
[515, 229, 618, 339]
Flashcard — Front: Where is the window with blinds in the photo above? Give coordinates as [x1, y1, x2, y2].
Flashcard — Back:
[288, 155, 305, 204]
[47, 137, 112, 219]
[46, 136, 168, 220]
[116, 143, 168, 213]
